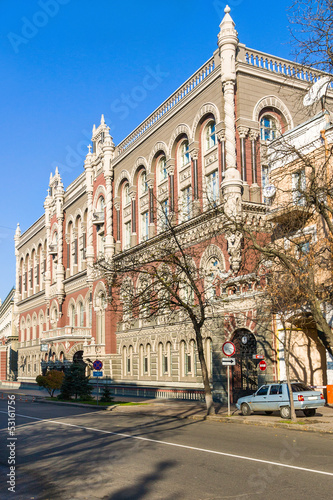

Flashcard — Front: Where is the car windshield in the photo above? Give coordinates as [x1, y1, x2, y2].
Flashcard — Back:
[291, 383, 313, 392]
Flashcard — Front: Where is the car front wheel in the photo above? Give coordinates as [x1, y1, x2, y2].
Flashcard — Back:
[241, 403, 251, 416]
[280, 406, 291, 419]
[303, 409, 316, 417]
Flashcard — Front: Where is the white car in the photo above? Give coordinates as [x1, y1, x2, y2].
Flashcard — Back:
[236, 382, 326, 419]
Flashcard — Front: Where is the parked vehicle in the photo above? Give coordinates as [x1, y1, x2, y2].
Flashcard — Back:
[236, 382, 325, 418]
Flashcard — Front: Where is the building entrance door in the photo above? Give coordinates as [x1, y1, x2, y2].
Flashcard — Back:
[231, 329, 258, 400]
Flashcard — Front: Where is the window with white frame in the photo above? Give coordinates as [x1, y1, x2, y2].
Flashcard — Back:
[181, 186, 192, 221]
[141, 211, 149, 242]
[159, 199, 168, 231]
[159, 156, 168, 182]
[179, 140, 190, 168]
[260, 115, 278, 142]
[124, 221, 131, 249]
[205, 121, 216, 151]
[292, 169, 306, 206]
[123, 183, 130, 206]
[140, 170, 148, 195]
[206, 170, 219, 206]
[206, 257, 221, 300]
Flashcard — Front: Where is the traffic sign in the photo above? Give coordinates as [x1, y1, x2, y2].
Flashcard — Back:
[93, 360, 103, 370]
[258, 360, 267, 371]
[222, 341, 236, 357]
[221, 358, 236, 366]
[253, 354, 264, 360]
[93, 371, 103, 377]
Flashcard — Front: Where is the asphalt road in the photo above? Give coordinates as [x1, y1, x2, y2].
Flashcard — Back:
[0, 400, 333, 500]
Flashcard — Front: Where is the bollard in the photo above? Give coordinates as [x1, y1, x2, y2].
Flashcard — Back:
[25, 397, 28, 402]
[1, 393, 3, 399]
[32, 396, 35, 403]
[19, 396, 22, 401]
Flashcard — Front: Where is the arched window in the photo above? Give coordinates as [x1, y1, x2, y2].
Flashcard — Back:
[159, 156, 168, 182]
[98, 196, 105, 212]
[140, 170, 148, 194]
[179, 140, 190, 168]
[205, 121, 216, 151]
[123, 183, 130, 206]
[78, 302, 84, 327]
[206, 257, 221, 299]
[144, 344, 151, 375]
[260, 115, 278, 141]
[70, 304, 75, 327]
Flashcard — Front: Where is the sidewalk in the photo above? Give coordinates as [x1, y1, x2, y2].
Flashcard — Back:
[1, 386, 333, 434]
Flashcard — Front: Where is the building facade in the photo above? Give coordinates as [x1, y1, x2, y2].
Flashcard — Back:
[14, 7, 330, 398]
[0, 288, 18, 381]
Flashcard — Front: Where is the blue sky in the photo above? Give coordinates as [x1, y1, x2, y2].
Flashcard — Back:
[0, 0, 293, 301]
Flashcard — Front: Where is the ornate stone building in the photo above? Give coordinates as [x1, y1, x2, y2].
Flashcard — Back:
[14, 7, 329, 398]
[0, 288, 18, 381]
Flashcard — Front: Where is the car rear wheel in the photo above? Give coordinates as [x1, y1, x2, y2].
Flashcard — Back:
[265, 411, 273, 415]
[280, 406, 291, 419]
[303, 409, 316, 417]
[241, 403, 251, 416]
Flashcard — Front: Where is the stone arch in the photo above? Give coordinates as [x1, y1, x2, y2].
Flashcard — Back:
[167, 123, 192, 158]
[148, 141, 169, 173]
[93, 185, 106, 209]
[191, 103, 221, 141]
[199, 244, 226, 272]
[253, 95, 294, 130]
[65, 215, 75, 233]
[68, 343, 84, 360]
[115, 169, 131, 198]
[131, 156, 149, 185]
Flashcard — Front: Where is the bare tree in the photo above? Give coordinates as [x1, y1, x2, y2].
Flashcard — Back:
[288, 0, 333, 73]
[230, 122, 333, 358]
[96, 200, 252, 416]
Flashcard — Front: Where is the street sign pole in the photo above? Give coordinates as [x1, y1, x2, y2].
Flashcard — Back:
[97, 376, 99, 406]
[227, 365, 230, 416]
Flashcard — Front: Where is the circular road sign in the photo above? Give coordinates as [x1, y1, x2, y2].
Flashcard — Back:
[258, 360, 267, 371]
[93, 359, 103, 370]
[222, 341, 236, 357]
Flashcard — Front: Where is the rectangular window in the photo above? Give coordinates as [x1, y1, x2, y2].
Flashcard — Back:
[141, 211, 149, 242]
[182, 187, 192, 221]
[124, 221, 131, 249]
[292, 170, 306, 206]
[206, 171, 219, 206]
[127, 357, 131, 374]
[163, 355, 168, 374]
[161, 199, 168, 230]
[144, 356, 148, 374]
[185, 353, 192, 375]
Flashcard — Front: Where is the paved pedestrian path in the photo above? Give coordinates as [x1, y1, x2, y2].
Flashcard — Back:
[1, 384, 333, 434]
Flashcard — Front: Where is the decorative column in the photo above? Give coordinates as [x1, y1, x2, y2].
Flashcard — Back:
[129, 187, 137, 247]
[114, 198, 121, 253]
[249, 130, 261, 203]
[103, 133, 115, 258]
[84, 145, 94, 288]
[217, 130, 226, 200]
[238, 126, 249, 201]
[166, 160, 175, 218]
[44, 192, 52, 307]
[14, 224, 21, 303]
[147, 173, 156, 238]
[55, 180, 65, 311]
[189, 143, 200, 216]
[219, 6, 243, 220]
